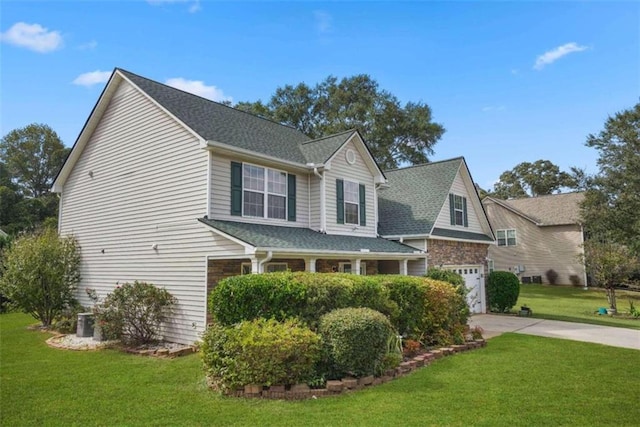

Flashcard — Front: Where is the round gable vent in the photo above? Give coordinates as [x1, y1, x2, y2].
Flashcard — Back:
[345, 149, 356, 165]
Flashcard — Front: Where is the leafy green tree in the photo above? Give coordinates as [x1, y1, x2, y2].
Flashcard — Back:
[582, 240, 638, 311]
[0, 228, 80, 326]
[492, 160, 577, 199]
[235, 75, 445, 170]
[581, 103, 640, 254]
[0, 123, 69, 198]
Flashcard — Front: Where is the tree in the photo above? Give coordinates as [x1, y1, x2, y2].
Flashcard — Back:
[581, 103, 640, 254]
[492, 160, 577, 199]
[235, 75, 445, 170]
[0, 123, 69, 198]
[582, 240, 638, 311]
[0, 228, 80, 326]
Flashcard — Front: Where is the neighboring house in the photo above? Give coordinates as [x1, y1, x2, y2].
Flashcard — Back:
[482, 192, 587, 286]
[378, 159, 495, 313]
[52, 69, 424, 344]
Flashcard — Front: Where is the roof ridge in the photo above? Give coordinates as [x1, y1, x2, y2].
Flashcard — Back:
[384, 156, 464, 173]
[300, 129, 356, 145]
[504, 191, 585, 202]
[115, 68, 310, 138]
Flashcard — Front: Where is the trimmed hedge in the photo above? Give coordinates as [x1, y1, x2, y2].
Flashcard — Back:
[201, 318, 321, 392]
[487, 271, 520, 313]
[319, 307, 394, 378]
[209, 272, 469, 346]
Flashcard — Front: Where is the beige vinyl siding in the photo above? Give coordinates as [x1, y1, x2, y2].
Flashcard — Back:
[309, 174, 321, 230]
[484, 201, 586, 285]
[324, 139, 377, 237]
[434, 169, 485, 235]
[59, 80, 228, 344]
[405, 239, 427, 276]
[209, 154, 310, 227]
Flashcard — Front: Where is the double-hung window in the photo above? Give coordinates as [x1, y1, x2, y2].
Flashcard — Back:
[496, 229, 517, 246]
[344, 180, 360, 225]
[449, 193, 468, 227]
[242, 164, 287, 219]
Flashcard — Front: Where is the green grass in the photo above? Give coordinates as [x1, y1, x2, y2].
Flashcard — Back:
[516, 284, 640, 330]
[2, 313, 639, 426]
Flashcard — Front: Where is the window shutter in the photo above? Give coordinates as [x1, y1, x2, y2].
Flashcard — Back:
[287, 174, 296, 222]
[463, 197, 468, 227]
[449, 193, 455, 225]
[230, 161, 242, 216]
[336, 179, 344, 224]
[359, 184, 366, 226]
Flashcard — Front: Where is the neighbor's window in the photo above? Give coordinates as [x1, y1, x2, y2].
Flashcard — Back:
[344, 180, 360, 225]
[243, 164, 287, 219]
[496, 229, 517, 246]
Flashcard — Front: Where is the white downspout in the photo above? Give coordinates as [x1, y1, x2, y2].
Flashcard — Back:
[580, 224, 588, 290]
[258, 251, 274, 273]
[313, 167, 326, 232]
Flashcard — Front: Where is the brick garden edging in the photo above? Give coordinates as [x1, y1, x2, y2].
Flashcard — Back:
[214, 339, 487, 400]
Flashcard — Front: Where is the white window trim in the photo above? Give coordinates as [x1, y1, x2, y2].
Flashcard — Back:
[242, 162, 288, 220]
[265, 262, 288, 273]
[343, 179, 360, 226]
[241, 262, 289, 274]
[453, 194, 465, 227]
[496, 229, 517, 247]
[241, 262, 252, 275]
[339, 261, 367, 275]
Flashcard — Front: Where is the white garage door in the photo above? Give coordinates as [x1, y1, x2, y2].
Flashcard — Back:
[445, 265, 485, 314]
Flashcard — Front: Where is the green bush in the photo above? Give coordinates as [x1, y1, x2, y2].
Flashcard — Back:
[201, 318, 321, 392]
[0, 228, 80, 326]
[487, 271, 520, 313]
[209, 272, 307, 325]
[546, 269, 559, 285]
[319, 307, 395, 378]
[426, 268, 465, 292]
[93, 281, 177, 345]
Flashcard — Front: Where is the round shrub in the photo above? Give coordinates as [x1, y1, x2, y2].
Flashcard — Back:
[319, 307, 395, 378]
[487, 271, 520, 313]
[201, 318, 321, 392]
[209, 272, 307, 326]
[426, 267, 466, 292]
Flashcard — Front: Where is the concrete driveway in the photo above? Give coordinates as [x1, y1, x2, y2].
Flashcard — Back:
[469, 314, 640, 350]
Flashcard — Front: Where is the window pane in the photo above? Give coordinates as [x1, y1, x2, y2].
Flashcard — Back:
[454, 195, 464, 210]
[455, 210, 464, 226]
[266, 263, 287, 273]
[341, 263, 352, 273]
[345, 203, 359, 224]
[243, 165, 264, 191]
[344, 181, 359, 203]
[243, 191, 264, 217]
[267, 169, 287, 195]
[267, 194, 286, 219]
[497, 230, 506, 246]
[507, 230, 516, 246]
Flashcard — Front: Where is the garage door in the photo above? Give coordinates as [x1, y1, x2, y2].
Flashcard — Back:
[445, 265, 485, 314]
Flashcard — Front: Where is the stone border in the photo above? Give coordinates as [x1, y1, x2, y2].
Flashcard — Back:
[46, 334, 118, 351]
[46, 334, 198, 357]
[214, 339, 487, 400]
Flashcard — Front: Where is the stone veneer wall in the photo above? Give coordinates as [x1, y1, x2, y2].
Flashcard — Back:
[427, 239, 489, 268]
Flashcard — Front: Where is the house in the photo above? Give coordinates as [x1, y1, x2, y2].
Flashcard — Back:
[378, 159, 495, 313]
[482, 192, 587, 286]
[53, 68, 492, 344]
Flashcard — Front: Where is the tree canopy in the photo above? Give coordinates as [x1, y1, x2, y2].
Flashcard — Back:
[491, 160, 579, 199]
[581, 103, 640, 255]
[0, 123, 69, 198]
[235, 75, 445, 170]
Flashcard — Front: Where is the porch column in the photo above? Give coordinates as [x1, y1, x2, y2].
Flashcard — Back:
[399, 258, 408, 275]
[305, 258, 317, 273]
[352, 259, 361, 275]
[251, 258, 260, 274]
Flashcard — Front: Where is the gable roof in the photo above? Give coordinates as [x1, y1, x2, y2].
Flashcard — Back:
[198, 219, 421, 255]
[378, 158, 463, 236]
[485, 192, 585, 226]
[299, 129, 356, 165]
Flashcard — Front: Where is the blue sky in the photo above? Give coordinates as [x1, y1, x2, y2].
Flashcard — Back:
[1, 1, 638, 190]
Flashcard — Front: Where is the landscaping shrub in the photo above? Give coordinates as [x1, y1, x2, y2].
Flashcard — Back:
[546, 269, 559, 285]
[376, 275, 428, 338]
[209, 272, 307, 326]
[569, 274, 581, 287]
[201, 318, 321, 392]
[318, 307, 395, 378]
[0, 228, 80, 326]
[426, 268, 466, 295]
[93, 281, 177, 345]
[487, 271, 520, 313]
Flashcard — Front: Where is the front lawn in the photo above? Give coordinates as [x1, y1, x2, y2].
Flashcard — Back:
[516, 284, 640, 330]
[2, 312, 639, 426]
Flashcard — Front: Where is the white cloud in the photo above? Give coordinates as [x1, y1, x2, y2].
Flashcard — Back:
[78, 40, 97, 50]
[72, 70, 111, 86]
[510, 69, 519, 75]
[165, 78, 231, 102]
[534, 42, 588, 70]
[147, 0, 201, 13]
[188, 0, 201, 13]
[314, 10, 332, 34]
[0, 22, 63, 53]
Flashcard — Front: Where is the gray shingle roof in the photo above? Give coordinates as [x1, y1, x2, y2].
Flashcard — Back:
[198, 219, 420, 254]
[378, 158, 463, 236]
[431, 227, 494, 242]
[498, 192, 585, 226]
[299, 130, 356, 165]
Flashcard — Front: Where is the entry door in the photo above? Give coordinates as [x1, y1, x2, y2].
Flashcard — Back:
[446, 265, 484, 314]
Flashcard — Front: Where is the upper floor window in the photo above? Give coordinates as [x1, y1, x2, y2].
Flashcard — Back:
[229, 161, 297, 221]
[449, 193, 468, 227]
[496, 229, 516, 246]
[344, 180, 360, 225]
